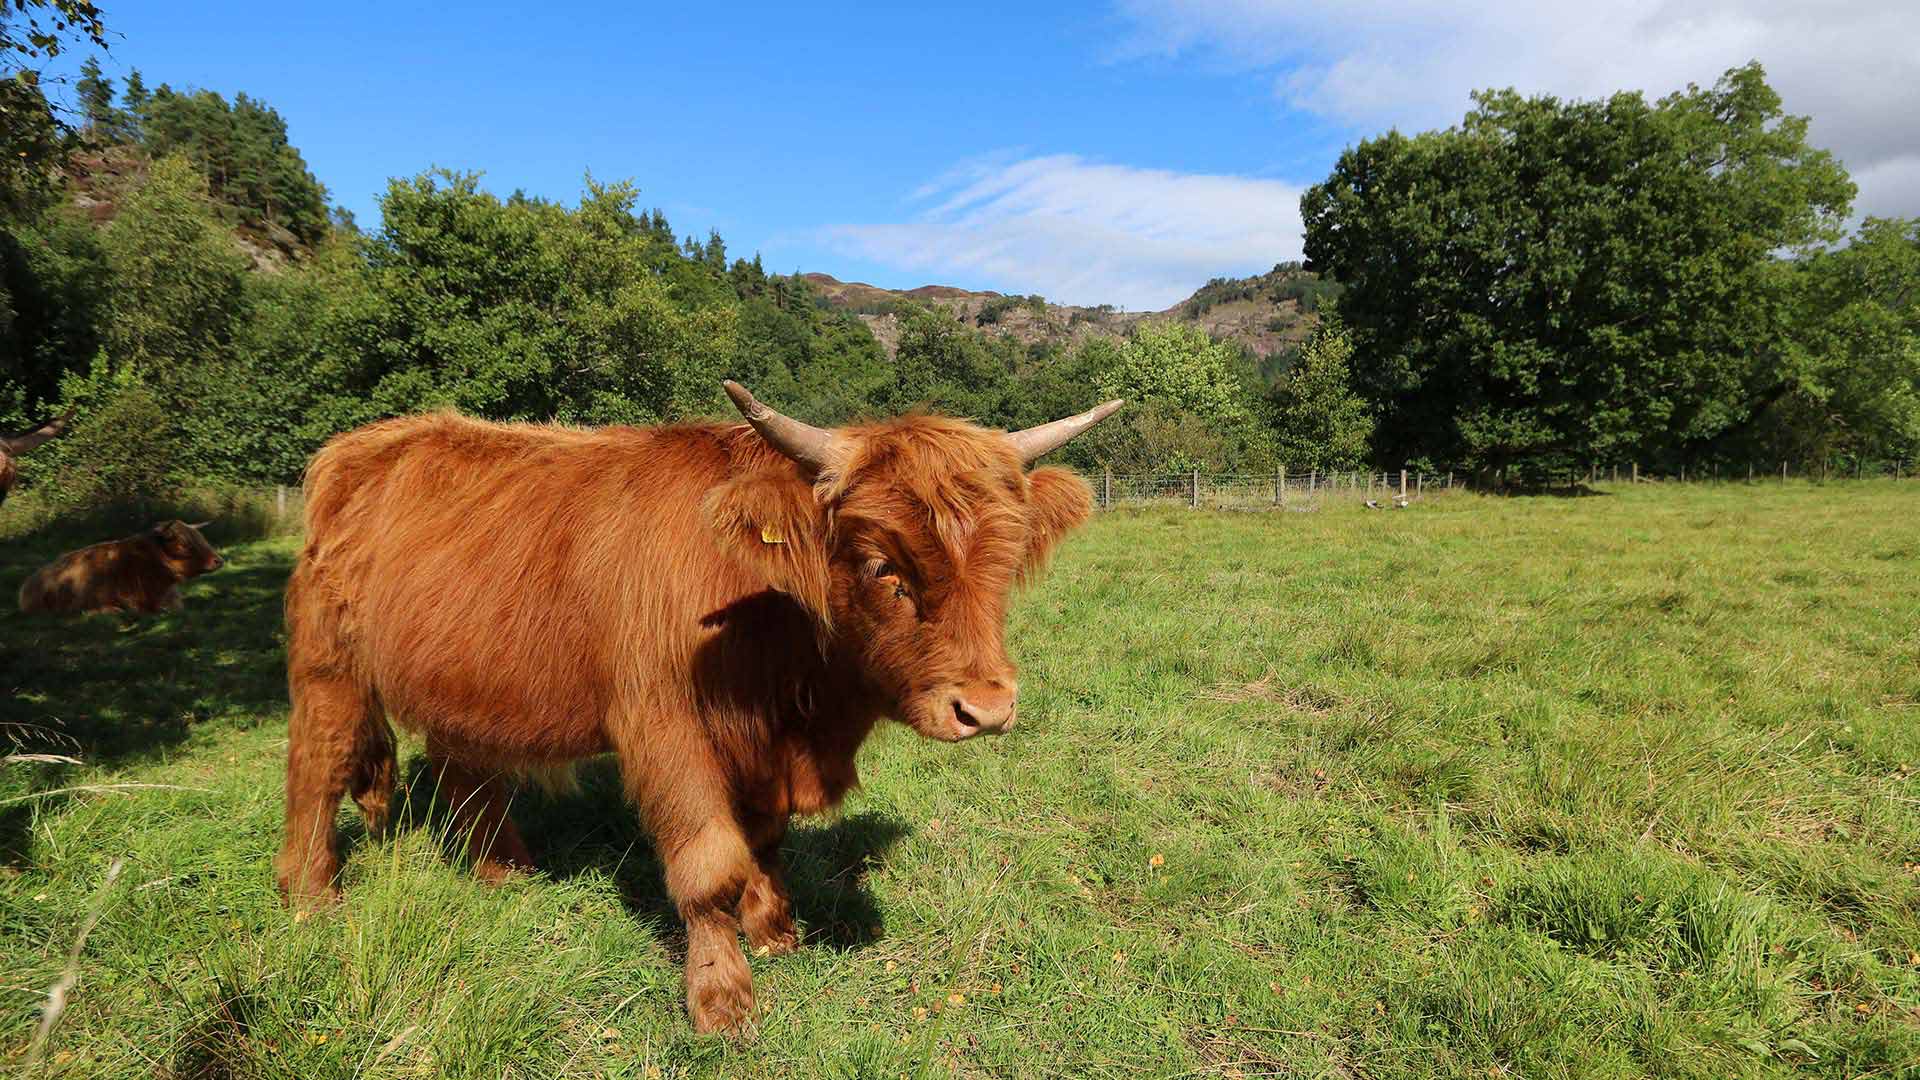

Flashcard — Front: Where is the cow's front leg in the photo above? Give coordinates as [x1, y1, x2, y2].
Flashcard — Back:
[664, 816, 757, 1033]
[740, 812, 798, 956]
[619, 723, 759, 1034]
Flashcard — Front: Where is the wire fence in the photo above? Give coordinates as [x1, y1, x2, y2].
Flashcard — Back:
[1092, 468, 1455, 512]
[1089, 460, 1917, 512]
[235, 457, 1915, 529]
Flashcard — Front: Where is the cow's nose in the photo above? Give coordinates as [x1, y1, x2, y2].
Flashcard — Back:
[949, 680, 1017, 736]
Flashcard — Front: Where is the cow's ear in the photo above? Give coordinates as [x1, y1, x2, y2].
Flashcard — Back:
[1022, 466, 1093, 577]
[704, 469, 833, 621]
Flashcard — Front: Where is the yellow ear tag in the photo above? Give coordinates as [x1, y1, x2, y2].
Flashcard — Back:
[760, 523, 786, 545]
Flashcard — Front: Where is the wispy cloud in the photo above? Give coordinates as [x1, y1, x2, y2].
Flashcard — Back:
[1116, 0, 1920, 216]
[820, 154, 1305, 310]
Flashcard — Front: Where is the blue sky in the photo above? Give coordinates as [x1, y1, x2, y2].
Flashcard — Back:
[52, 1, 1920, 309]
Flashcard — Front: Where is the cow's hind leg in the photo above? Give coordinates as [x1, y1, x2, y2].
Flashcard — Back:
[350, 700, 397, 840]
[427, 742, 533, 883]
[739, 812, 798, 956]
[276, 670, 381, 908]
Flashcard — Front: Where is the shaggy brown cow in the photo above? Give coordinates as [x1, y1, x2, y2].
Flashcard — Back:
[0, 411, 74, 508]
[18, 519, 225, 614]
[277, 383, 1120, 1033]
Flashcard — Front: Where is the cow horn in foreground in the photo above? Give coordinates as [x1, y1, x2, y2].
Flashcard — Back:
[723, 380, 833, 470]
[1006, 398, 1126, 463]
[2, 409, 74, 456]
[186, 520, 213, 530]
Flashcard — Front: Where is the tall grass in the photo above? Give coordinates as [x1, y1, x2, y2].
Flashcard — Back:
[2, 481, 1916, 1077]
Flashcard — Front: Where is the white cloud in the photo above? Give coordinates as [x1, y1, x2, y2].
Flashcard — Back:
[820, 155, 1306, 310]
[1116, 0, 1920, 217]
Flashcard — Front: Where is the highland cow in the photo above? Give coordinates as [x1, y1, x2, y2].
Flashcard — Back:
[275, 383, 1120, 1033]
[19, 519, 224, 614]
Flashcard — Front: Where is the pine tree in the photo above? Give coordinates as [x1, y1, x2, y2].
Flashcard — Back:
[119, 68, 148, 141]
[122, 68, 148, 112]
[75, 55, 115, 134]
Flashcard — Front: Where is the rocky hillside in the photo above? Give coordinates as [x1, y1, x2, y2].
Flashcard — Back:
[802, 262, 1337, 358]
[64, 146, 311, 271]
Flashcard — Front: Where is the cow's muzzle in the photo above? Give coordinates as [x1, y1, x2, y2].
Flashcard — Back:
[941, 680, 1017, 739]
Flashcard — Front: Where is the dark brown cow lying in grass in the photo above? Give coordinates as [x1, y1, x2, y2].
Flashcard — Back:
[0, 411, 74, 508]
[17, 520, 225, 614]
[276, 382, 1121, 1034]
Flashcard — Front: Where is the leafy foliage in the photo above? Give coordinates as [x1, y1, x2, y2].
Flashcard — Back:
[1304, 63, 1856, 478]
[1079, 321, 1277, 472]
[98, 154, 247, 375]
[1754, 217, 1920, 466]
[134, 82, 331, 245]
[1268, 319, 1373, 471]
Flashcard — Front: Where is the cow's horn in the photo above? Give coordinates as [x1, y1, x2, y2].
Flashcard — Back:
[2, 408, 74, 456]
[186, 520, 212, 530]
[724, 381, 833, 470]
[1006, 399, 1125, 463]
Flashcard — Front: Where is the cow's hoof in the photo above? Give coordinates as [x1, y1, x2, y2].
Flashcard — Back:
[473, 857, 533, 885]
[748, 925, 800, 957]
[273, 853, 342, 910]
[688, 949, 757, 1036]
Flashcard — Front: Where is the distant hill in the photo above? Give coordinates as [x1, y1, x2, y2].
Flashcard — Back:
[62, 145, 313, 271]
[801, 262, 1337, 358]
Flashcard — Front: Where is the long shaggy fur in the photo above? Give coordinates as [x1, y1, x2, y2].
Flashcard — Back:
[18, 520, 224, 614]
[275, 408, 1095, 1033]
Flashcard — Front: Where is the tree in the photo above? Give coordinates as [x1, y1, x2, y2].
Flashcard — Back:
[1078, 321, 1277, 471]
[1, 2, 109, 211]
[1268, 319, 1373, 470]
[0, 0, 107, 61]
[889, 305, 1011, 419]
[138, 84, 330, 244]
[325, 170, 736, 428]
[74, 53, 111, 131]
[1752, 217, 1920, 466]
[0, 198, 109, 419]
[120, 65, 144, 110]
[1302, 63, 1854, 479]
[98, 154, 248, 376]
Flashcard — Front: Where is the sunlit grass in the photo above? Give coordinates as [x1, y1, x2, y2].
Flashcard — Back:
[4, 481, 1917, 1077]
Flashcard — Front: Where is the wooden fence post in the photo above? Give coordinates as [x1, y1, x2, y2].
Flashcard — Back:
[276, 484, 287, 520]
[1781, 461, 1788, 483]
[1632, 462, 1639, 484]
[1447, 471, 1454, 490]
[1416, 473, 1423, 497]
[1102, 468, 1111, 510]
[1308, 469, 1316, 497]
[1399, 468, 1408, 499]
[1191, 469, 1200, 509]
[1278, 465, 1286, 507]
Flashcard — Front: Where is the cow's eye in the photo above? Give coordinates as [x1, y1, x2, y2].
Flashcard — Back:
[872, 560, 898, 580]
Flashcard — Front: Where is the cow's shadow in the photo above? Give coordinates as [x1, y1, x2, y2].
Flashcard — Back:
[391, 755, 907, 953]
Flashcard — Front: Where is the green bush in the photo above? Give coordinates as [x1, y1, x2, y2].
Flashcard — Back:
[30, 380, 183, 512]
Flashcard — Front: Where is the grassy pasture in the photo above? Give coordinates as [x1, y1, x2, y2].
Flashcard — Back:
[2, 482, 1918, 1078]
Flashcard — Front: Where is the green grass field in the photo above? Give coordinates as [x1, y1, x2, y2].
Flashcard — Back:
[4, 483, 1918, 1078]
